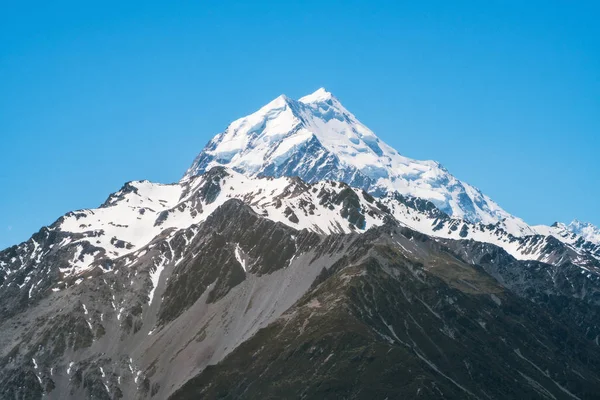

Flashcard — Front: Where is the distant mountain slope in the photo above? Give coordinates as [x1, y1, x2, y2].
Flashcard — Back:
[554, 220, 600, 245]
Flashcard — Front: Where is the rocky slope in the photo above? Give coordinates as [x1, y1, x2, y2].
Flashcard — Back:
[172, 223, 600, 400]
[1, 168, 599, 399]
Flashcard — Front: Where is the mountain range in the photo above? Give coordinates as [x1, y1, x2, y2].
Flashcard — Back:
[0, 89, 599, 399]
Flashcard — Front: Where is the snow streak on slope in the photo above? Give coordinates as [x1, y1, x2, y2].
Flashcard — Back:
[184, 88, 534, 237]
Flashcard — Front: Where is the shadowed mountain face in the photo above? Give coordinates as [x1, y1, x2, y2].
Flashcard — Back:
[1, 90, 600, 399]
[171, 225, 600, 400]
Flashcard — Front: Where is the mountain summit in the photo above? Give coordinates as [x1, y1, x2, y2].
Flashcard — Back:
[184, 88, 532, 236]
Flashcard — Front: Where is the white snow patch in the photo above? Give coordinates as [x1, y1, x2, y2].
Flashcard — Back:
[234, 244, 246, 272]
[148, 254, 168, 305]
[134, 370, 142, 384]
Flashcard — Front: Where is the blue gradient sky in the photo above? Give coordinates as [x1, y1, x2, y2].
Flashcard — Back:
[1, 1, 598, 249]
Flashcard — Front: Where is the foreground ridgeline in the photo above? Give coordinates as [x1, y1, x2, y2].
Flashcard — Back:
[0, 90, 599, 399]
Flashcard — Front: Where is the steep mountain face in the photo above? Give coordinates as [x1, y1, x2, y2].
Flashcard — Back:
[1, 90, 599, 399]
[172, 223, 600, 400]
[0, 195, 344, 399]
[184, 88, 533, 236]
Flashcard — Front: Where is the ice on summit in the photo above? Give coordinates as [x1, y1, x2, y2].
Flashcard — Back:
[184, 88, 533, 236]
[298, 87, 334, 103]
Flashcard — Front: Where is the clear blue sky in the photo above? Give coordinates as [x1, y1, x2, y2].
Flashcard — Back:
[1, 1, 598, 249]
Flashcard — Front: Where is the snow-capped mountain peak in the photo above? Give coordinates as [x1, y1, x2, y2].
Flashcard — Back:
[184, 89, 534, 237]
[564, 220, 600, 244]
[298, 87, 334, 103]
[533, 219, 600, 252]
